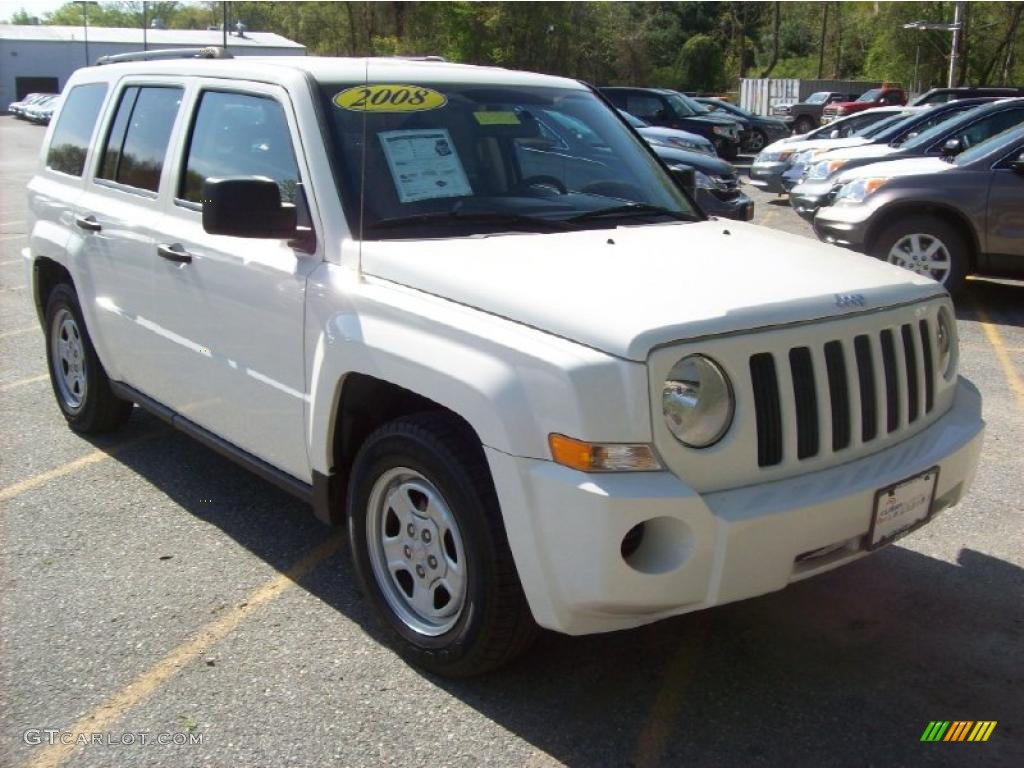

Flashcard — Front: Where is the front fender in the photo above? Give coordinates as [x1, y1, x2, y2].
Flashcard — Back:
[304, 264, 652, 474]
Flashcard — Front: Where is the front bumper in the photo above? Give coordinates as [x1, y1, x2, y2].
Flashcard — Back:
[487, 378, 983, 635]
[696, 187, 754, 221]
[747, 162, 789, 193]
[813, 203, 874, 250]
[789, 179, 834, 220]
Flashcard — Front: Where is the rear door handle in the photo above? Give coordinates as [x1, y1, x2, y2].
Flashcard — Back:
[157, 243, 193, 264]
[74, 215, 102, 232]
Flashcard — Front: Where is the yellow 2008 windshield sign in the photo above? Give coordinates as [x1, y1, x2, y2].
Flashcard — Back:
[333, 85, 447, 112]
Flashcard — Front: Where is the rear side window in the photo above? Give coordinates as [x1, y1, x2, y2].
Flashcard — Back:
[179, 90, 299, 204]
[98, 86, 182, 193]
[46, 83, 107, 177]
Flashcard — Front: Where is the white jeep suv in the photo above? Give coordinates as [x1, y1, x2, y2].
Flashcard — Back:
[25, 53, 984, 676]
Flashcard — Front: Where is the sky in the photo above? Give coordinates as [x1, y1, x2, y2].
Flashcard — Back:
[0, 0, 68, 20]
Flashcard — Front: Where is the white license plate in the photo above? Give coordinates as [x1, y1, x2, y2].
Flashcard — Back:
[868, 468, 939, 549]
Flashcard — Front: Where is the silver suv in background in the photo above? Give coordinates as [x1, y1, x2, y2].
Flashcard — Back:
[814, 125, 1024, 296]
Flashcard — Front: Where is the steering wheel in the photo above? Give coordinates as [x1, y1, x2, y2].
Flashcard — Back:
[510, 175, 568, 196]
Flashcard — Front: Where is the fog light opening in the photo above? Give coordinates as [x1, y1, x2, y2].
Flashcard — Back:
[621, 516, 693, 575]
[620, 522, 646, 560]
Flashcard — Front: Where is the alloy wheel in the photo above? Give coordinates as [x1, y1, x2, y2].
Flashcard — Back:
[366, 467, 467, 637]
[887, 233, 952, 285]
[50, 308, 87, 412]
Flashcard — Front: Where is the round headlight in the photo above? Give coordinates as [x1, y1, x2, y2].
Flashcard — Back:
[936, 306, 956, 380]
[662, 355, 734, 448]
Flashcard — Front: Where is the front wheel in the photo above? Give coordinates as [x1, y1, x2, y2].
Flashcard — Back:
[348, 413, 537, 676]
[870, 215, 969, 296]
[44, 283, 132, 433]
[793, 116, 815, 135]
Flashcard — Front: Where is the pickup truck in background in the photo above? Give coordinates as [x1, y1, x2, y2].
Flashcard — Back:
[772, 92, 858, 134]
[822, 86, 907, 123]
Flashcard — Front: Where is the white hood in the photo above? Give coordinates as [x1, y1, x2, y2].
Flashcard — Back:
[361, 221, 943, 361]
[763, 136, 870, 155]
[817, 143, 899, 162]
[835, 155, 952, 184]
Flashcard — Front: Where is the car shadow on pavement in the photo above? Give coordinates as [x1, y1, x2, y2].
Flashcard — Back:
[959, 277, 1024, 328]
[103, 413, 1023, 768]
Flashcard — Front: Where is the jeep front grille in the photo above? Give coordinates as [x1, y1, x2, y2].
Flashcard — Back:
[749, 318, 939, 467]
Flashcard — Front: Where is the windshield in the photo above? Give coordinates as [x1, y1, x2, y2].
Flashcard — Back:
[898, 103, 987, 150]
[954, 125, 1024, 165]
[806, 92, 830, 105]
[859, 112, 915, 139]
[857, 89, 882, 103]
[664, 92, 703, 117]
[318, 81, 697, 239]
[619, 110, 647, 128]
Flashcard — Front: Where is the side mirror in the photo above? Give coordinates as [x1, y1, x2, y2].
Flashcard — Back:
[1010, 156, 1024, 175]
[201, 177, 297, 238]
[670, 165, 696, 195]
[940, 137, 963, 157]
[829, 129, 840, 139]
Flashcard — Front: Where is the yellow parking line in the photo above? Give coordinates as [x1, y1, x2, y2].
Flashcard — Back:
[631, 631, 705, 768]
[0, 258, 24, 266]
[0, 434, 156, 503]
[23, 532, 345, 768]
[977, 307, 1024, 410]
[0, 233, 26, 242]
[0, 326, 38, 339]
[0, 373, 48, 391]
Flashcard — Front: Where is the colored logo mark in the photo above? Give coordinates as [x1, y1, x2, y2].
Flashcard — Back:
[921, 721, 997, 742]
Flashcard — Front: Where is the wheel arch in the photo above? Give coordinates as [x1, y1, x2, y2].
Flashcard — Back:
[32, 256, 74, 327]
[864, 202, 980, 272]
[311, 370, 504, 527]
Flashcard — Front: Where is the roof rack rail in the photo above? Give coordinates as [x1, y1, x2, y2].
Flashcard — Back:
[377, 55, 447, 62]
[96, 47, 233, 66]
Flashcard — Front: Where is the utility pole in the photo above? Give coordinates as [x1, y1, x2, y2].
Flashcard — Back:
[142, 1, 147, 51]
[948, 1, 964, 87]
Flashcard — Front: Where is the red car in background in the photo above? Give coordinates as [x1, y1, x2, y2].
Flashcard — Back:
[822, 85, 906, 123]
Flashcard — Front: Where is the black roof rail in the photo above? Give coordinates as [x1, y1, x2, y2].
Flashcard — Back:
[96, 47, 233, 66]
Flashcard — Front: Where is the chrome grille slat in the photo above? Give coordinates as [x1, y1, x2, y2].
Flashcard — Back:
[920, 319, 935, 413]
[810, 343, 834, 455]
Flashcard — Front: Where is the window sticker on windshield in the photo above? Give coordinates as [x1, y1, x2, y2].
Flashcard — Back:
[473, 111, 520, 126]
[378, 129, 472, 203]
[333, 85, 447, 113]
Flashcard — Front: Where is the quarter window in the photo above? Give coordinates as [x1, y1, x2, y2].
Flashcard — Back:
[46, 83, 108, 177]
[179, 91, 299, 205]
[98, 86, 183, 193]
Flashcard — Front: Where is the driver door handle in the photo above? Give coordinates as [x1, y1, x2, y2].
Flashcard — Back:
[157, 243, 193, 264]
[74, 215, 102, 232]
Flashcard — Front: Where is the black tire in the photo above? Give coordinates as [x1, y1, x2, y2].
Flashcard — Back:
[870, 215, 970, 297]
[793, 116, 815, 135]
[347, 412, 537, 676]
[43, 283, 132, 433]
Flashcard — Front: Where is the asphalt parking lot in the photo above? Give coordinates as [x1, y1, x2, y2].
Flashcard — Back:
[1, 115, 1022, 768]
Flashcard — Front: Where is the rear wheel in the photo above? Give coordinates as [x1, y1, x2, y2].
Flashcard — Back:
[870, 215, 969, 296]
[44, 283, 132, 433]
[348, 412, 537, 676]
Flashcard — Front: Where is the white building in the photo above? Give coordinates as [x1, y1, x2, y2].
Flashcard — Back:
[0, 24, 306, 107]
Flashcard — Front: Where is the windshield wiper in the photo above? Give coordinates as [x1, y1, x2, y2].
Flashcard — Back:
[569, 203, 692, 223]
[367, 211, 576, 232]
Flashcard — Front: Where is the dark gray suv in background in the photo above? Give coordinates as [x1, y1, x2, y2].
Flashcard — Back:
[813, 125, 1024, 296]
